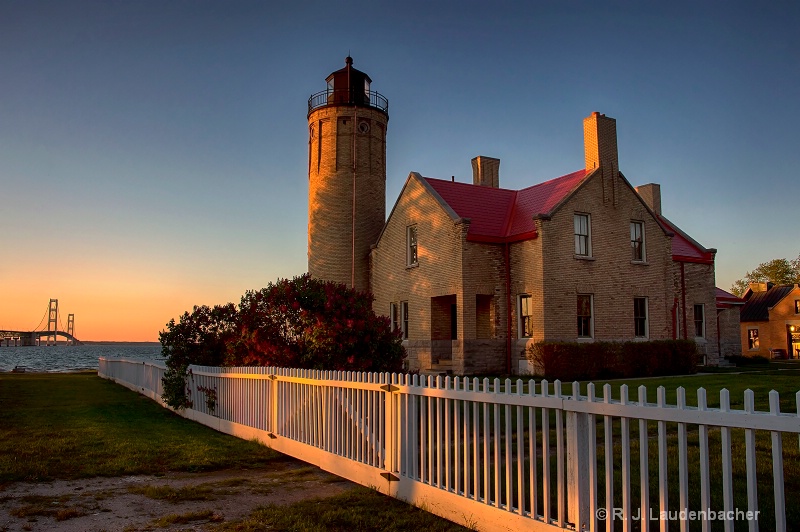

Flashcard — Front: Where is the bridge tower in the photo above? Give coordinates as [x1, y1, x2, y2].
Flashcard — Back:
[67, 314, 75, 345]
[46, 298, 58, 346]
[307, 56, 389, 293]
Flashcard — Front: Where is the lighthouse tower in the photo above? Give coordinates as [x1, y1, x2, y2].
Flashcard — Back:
[307, 57, 389, 293]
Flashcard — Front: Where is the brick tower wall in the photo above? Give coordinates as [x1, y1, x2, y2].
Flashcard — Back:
[308, 105, 388, 293]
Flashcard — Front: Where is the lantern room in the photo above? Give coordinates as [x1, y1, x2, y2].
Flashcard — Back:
[308, 56, 388, 115]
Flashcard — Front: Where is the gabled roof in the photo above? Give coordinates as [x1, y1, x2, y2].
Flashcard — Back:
[657, 215, 715, 264]
[423, 169, 589, 243]
[716, 287, 745, 309]
[739, 285, 795, 322]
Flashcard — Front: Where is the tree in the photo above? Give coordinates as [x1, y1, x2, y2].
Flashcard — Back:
[228, 274, 405, 372]
[159, 275, 405, 409]
[159, 303, 238, 409]
[730, 255, 800, 296]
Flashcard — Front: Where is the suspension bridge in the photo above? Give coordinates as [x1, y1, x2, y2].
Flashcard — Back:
[0, 299, 81, 346]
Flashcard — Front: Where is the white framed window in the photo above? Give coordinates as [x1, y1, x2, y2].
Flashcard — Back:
[693, 304, 705, 338]
[631, 221, 645, 261]
[518, 295, 533, 338]
[577, 294, 593, 338]
[574, 213, 591, 257]
[634, 297, 648, 338]
[747, 328, 759, 350]
[389, 302, 398, 332]
[795, 300, 800, 314]
[406, 225, 418, 266]
[400, 301, 409, 340]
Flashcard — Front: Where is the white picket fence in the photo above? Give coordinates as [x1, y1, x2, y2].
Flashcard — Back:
[98, 358, 799, 532]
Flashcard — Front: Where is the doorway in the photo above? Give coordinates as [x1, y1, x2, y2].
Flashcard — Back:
[788, 325, 800, 360]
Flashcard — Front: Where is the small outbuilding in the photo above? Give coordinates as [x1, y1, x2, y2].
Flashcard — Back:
[739, 283, 800, 359]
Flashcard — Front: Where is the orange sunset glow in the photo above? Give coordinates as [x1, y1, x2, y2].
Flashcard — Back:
[1, 254, 303, 342]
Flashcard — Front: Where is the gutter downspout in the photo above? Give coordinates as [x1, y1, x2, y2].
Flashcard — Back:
[504, 242, 512, 375]
[672, 298, 679, 340]
[680, 262, 687, 339]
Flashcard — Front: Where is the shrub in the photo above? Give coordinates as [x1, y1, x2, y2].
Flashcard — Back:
[226, 274, 405, 372]
[159, 304, 238, 409]
[159, 274, 405, 409]
[527, 339, 698, 381]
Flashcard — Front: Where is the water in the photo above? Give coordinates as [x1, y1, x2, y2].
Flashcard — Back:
[0, 343, 163, 372]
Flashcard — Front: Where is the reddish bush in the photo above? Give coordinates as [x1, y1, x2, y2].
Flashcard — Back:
[228, 274, 404, 372]
[159, 274, 405, 409]
[527, 340, 698, 381]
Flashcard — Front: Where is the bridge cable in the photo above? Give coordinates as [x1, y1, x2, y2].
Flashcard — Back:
[32, 305, 49, 332]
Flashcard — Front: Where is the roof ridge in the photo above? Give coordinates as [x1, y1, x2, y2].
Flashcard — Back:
[424, 176, 516, 193]
[516, 168, 584, 193]
[501, 191, 519, 237]
[534, 167, 594, 219]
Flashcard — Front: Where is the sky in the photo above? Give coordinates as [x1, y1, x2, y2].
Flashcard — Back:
[1, 1, 798, 341]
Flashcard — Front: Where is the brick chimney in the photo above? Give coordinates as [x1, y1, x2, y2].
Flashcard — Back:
[635, 183, 662, 215]
[584, 112, 618, 173]
[748, 282, 770, 293]
[471, 156, 500, 188]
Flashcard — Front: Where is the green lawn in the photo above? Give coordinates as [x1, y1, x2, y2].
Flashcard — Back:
[579, 364, 800, 409]
[0, 372, 469, 531]
[0, 371, 280, 482]
[215, 487, 469, 531]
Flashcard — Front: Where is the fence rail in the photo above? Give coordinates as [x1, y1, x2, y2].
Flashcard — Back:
[99, 358, 800, 532]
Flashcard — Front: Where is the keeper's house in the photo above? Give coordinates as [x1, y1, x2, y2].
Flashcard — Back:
[307, 57, 732, 375]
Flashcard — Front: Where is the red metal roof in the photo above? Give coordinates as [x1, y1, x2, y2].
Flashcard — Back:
[509, 169, 588, 235]
[657, 216, 714, 264]
[424, 178, 517, 240]
[715, 287, 744, 309]
[424, 169, 588, 243]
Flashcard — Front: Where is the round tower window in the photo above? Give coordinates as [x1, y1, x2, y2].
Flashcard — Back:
[358, 121, 370, 134]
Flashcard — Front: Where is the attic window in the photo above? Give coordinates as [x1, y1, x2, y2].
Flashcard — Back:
[574, 213, 591, 257]
[406, 225, 418, 267]
[631, 221, 645, 261]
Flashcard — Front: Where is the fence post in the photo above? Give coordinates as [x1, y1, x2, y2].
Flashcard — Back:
[269, 369, 279, 437]
[383, 372, 395, 474]
[567, 381, 590, 530]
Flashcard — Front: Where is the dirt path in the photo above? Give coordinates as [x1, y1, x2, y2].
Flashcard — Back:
[0, 462, 354, 531]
